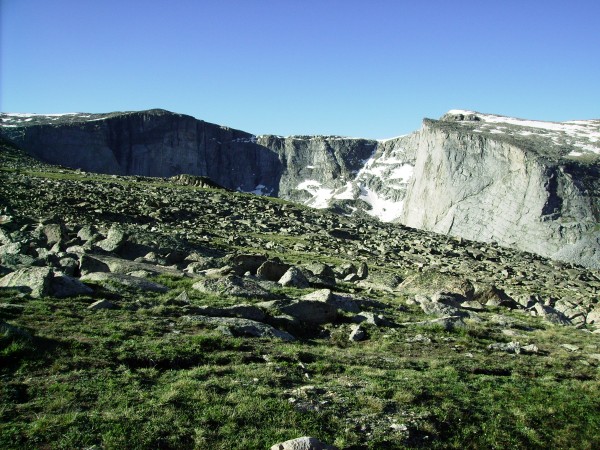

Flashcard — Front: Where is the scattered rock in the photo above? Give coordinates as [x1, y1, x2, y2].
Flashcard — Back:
[488, 341, 521, 354]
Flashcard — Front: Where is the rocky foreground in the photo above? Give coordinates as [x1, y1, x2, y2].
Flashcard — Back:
[1, 141, 599, 449]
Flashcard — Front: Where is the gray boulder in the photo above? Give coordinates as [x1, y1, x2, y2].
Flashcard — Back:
[279, 267, 310, 288]
[88, 299, 117, 310]
[95, 225, 126, 252]
[270, 436, 337, 450]
[187, 304, 266, 322]
[192, 275, 277, 299]
[0, 267, 53, 298]
[533, 303, 571, 326]
[227, 254, 268, 276]
[257, 260, 291, 281]
[349, 324, 366, 342]
[277, 300, 338, 325]
[51, 273, 94, 298]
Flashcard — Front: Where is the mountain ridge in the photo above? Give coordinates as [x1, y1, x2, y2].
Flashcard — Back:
[1, 108, 599, 268]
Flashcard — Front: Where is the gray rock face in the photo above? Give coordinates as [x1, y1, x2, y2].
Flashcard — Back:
[2, 109, 599, 268]
[400, 116, 600, 268]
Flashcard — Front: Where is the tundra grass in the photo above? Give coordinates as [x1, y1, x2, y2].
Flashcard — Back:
[1, 287, 599, 449]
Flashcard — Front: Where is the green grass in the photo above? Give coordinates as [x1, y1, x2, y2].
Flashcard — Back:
[1, 289, 599, 449]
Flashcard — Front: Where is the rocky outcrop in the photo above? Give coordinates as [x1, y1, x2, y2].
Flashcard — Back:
[0, 110, 374, 200]
[400, 116, 600, 268]
[2, 109, 599, 268]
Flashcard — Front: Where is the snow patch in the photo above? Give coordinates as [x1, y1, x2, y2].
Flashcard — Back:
[359, 186, 403, 222]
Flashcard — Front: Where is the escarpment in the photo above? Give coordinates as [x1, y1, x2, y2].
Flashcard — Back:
[1, 109, 598, 268]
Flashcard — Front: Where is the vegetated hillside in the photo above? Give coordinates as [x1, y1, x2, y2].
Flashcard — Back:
[2, 109, 599, 270]
[1, 140, 599, 449]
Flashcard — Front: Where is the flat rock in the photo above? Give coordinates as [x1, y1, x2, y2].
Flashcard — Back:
[91, 254, 182, 277]
[185, 315, 295, 341]
[80, 272, 169, 293]
[192, 274, 278, 299]
[88, 299, 117, 310]
[187, 304, 266, 322]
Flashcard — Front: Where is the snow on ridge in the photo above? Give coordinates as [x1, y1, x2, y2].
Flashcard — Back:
[446, 110, 600, 154]
[377, 134, 408, 143]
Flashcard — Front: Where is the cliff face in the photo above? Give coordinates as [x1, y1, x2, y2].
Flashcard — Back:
[0, 110, 284, 194]
[401, 118, 600, 267]
[1, 108, 599, 268]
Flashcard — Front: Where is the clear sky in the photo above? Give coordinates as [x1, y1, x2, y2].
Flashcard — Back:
[1, 0, 599, 138]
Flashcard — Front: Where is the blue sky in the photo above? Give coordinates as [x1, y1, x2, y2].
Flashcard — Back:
[2, 0, 599, 138]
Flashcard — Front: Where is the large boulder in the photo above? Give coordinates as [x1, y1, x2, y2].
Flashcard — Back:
[257, 260, 291, 282]
[51, 273, 94, 298]
[0, 267, 53, 298]
[192, 275, 278, 299]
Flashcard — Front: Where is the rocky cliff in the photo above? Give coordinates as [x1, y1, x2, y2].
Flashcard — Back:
[1, 108, 599, 268]
[401, 113, 600, 268]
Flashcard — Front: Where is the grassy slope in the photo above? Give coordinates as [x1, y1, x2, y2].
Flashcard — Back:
[1, 143, 599, 449]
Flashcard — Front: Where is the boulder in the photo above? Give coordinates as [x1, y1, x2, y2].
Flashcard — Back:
[302, 262, 336, 287]
[475, 286, 519, 309]
[257, 260, 291, 281]
[51, 274, 94, 298]
[270, 436, 337, 450]
[88, 299, 117, 310]
[42, 223, 65, 247]
[349, 324, 366, 342]
[0, 267, 53, 298]
[95, 225, 126, 252]
[414, 294, 469, 318]
[187, 304, 266, 322]
[227, 254, 268, 276]
[192, 275, 278, 299]
[278, 300, 338, 325]
[278, 267, 310, 288]
[533, 303, 571, 326]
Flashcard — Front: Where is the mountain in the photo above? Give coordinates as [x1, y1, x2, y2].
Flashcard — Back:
[1, 109, 599, 268]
